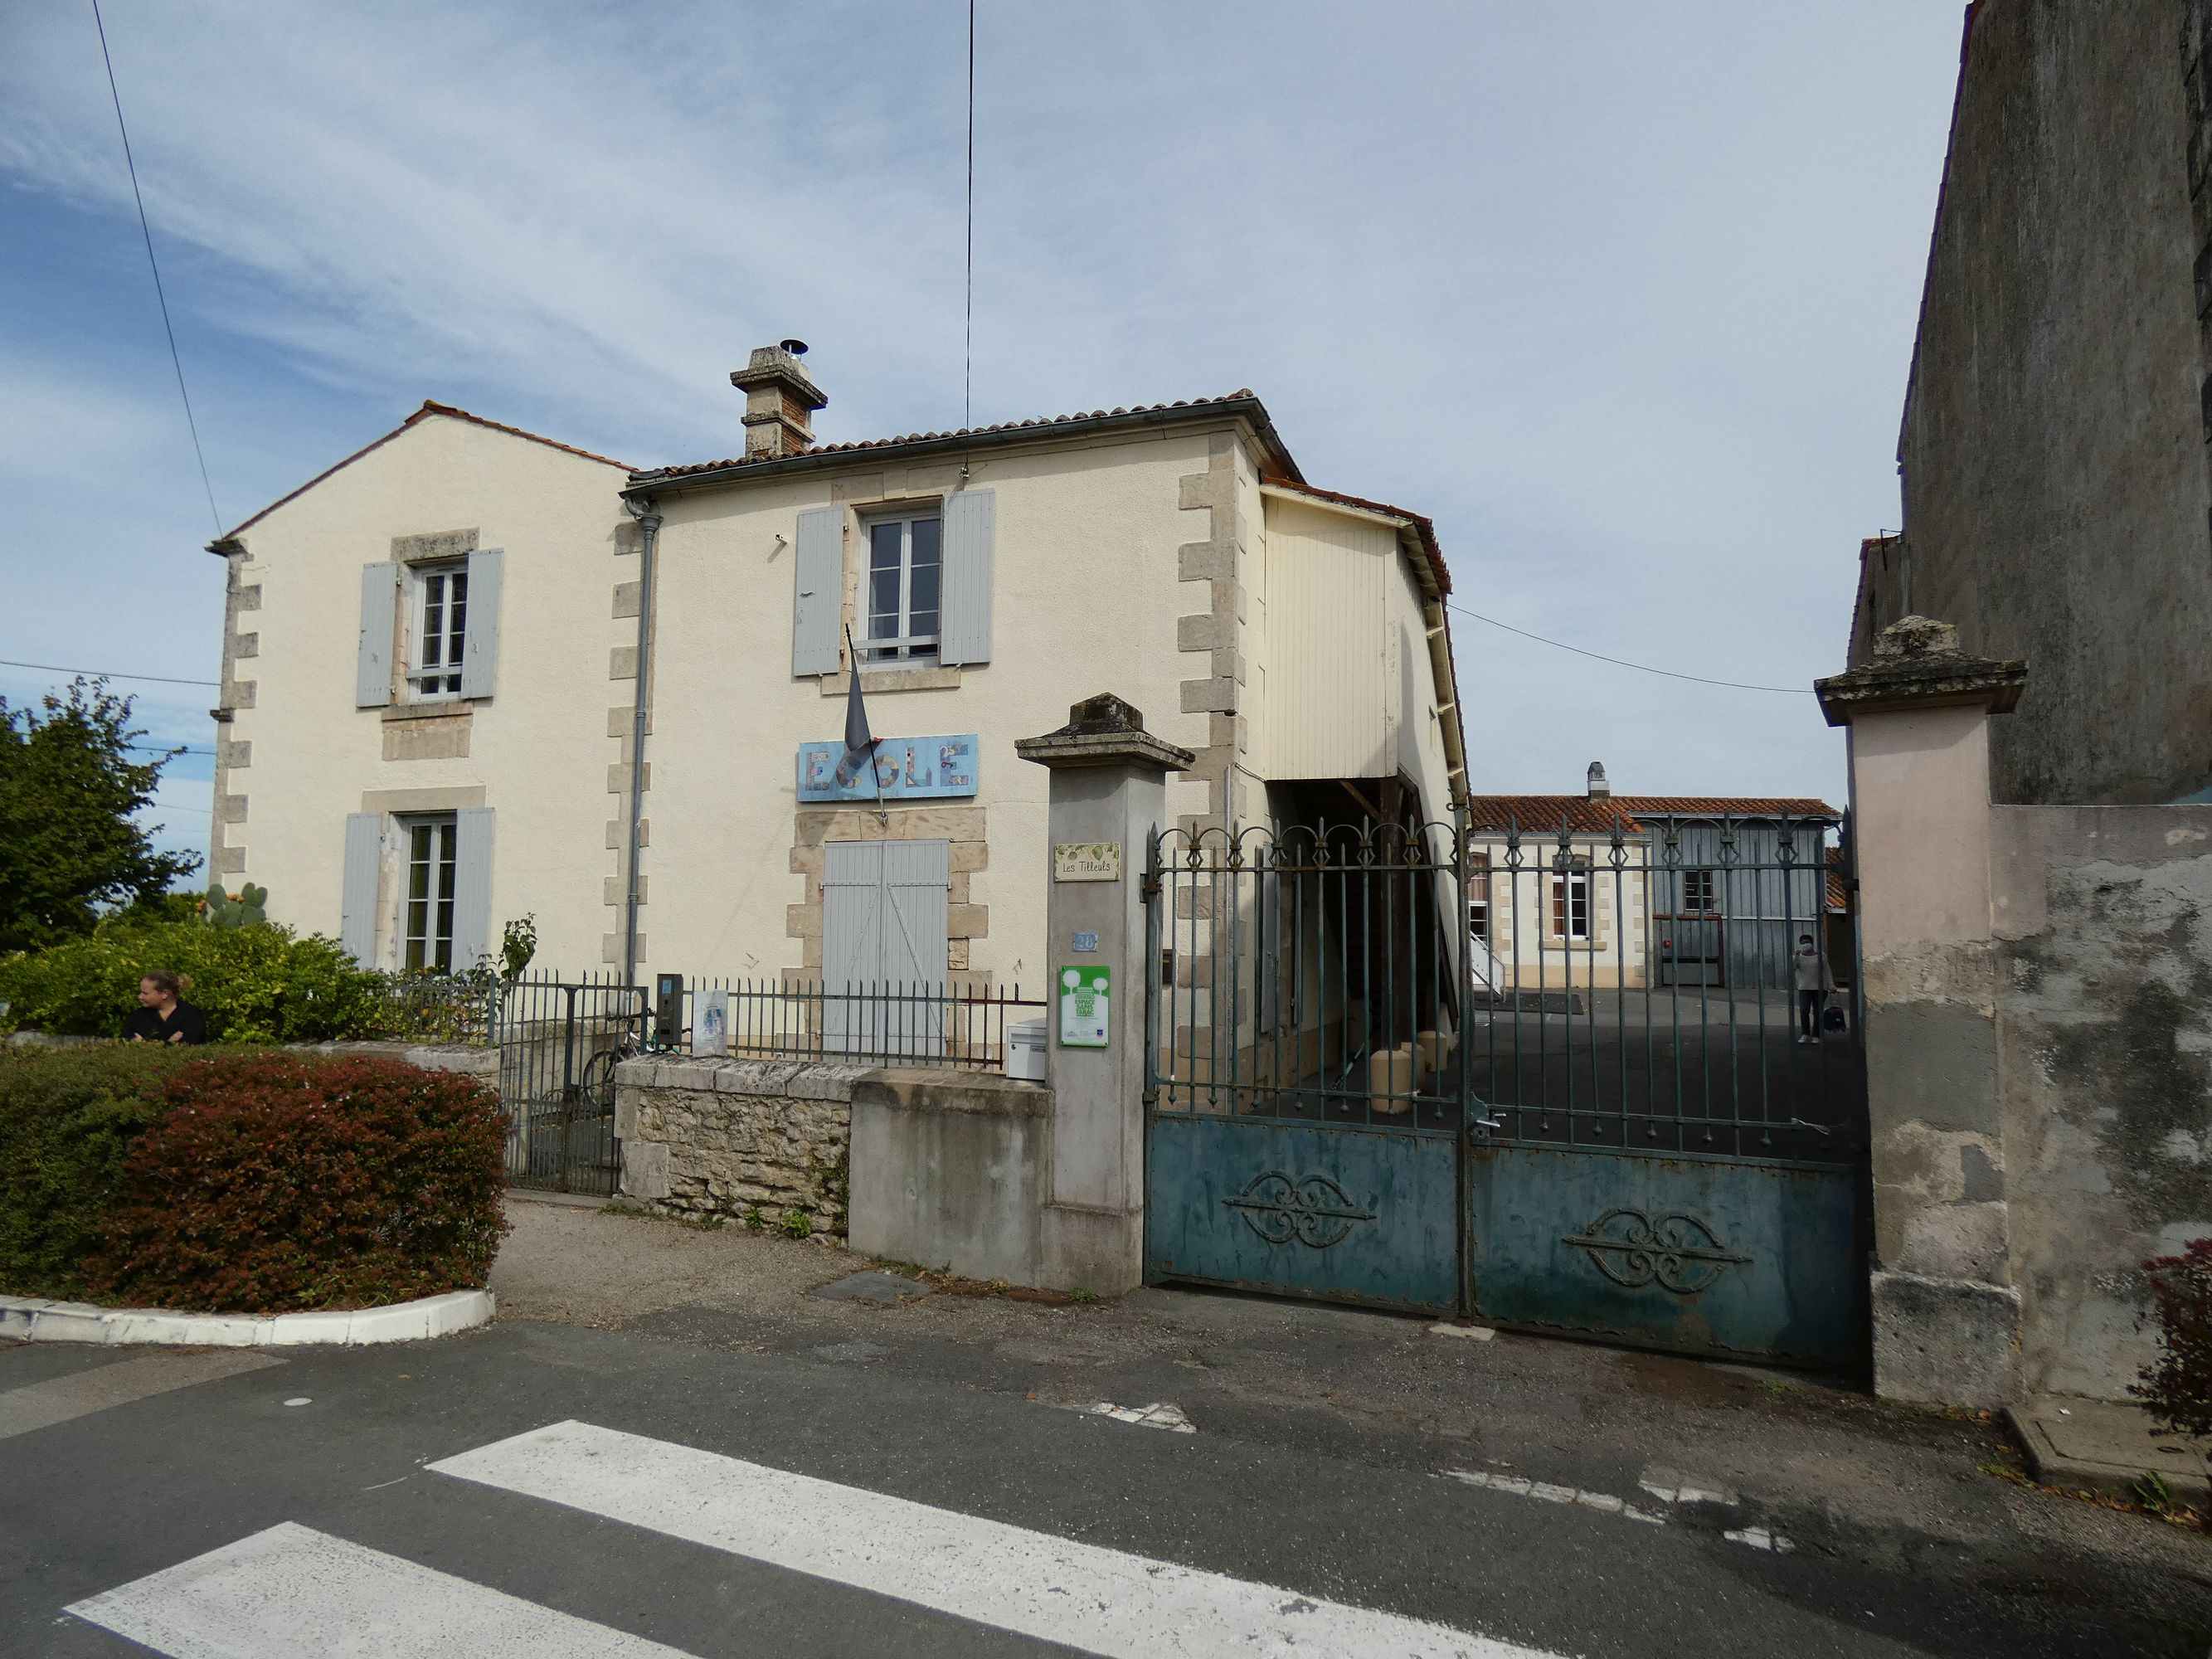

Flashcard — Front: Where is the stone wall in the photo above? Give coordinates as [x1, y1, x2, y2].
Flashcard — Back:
[612, 1057, 867, 1238]
[1865, 798, 2212, 1404]
[1993, 805, 2212, 1399]
[286, 1039, 499, 1079]
[1865, 0, 2210, 804]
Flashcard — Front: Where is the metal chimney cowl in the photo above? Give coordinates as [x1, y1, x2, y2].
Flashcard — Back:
[1587, 761, 1609, 800]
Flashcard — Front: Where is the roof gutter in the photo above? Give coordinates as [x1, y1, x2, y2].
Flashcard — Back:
[1422, 593, 1469, 812]
[624, 396, 1302, 499]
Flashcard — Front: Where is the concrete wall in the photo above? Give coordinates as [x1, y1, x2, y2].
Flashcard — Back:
[848, 1068, 1053, 1283]
[1869, 0, 2210, 803]
[221, 412, 632, 970]
[612, 1056, 866, 1238]
[1992, 805, 2212, 1398]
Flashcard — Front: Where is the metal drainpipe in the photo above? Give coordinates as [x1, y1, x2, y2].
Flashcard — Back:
[622, 499, 662, 986]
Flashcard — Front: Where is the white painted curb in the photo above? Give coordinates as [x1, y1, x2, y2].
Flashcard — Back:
[0, 1288, 493, 1348]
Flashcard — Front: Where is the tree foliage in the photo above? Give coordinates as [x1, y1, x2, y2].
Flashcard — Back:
[0, 919, 380, 1044]
[0, 680, 201, 952]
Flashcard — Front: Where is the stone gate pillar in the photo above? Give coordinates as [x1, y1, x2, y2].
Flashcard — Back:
[1015, 694, 1194, 1294]
[1816, 616, 2028, 1406]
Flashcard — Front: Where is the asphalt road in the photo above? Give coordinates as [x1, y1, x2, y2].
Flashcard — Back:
[4, 1320, 2204, 1658]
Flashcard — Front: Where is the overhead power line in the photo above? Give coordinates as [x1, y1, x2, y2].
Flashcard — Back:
[963, 0, 976, 431]
[0, 655, 219, 687]
[93, 0, 223, 538]
[1446, 602, 1816, 696]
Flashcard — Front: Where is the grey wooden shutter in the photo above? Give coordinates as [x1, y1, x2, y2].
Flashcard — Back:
[459, 547, 503, 699]
[882, 839, 950, 1056]
[356, 563, 400, 707]
[339, 812, 382, 963]
[792, 506, 844, 676]
[939, 489, 994, 666]
[822, 840, 885, 1053]
[880, 840, 951, 986]
[451, 807, 496, 971]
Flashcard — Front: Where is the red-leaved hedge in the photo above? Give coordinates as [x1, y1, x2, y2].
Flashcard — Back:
[83, 1053, 508, 1313]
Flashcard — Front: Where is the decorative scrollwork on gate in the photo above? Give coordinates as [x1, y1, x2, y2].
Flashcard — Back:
[1224, 1170, 1377, 1249]
[1563, 1206, 1749, 1294]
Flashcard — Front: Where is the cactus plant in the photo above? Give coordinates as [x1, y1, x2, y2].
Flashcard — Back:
[202, 883, 269, 929]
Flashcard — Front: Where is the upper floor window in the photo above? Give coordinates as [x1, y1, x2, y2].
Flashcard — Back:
[1468, 850, 1491, 941]
[1680, 868, 1718, 913]
[411, 562, 469, 699]
[863, 512, 941, 664]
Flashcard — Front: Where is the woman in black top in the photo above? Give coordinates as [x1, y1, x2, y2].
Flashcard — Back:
[122, 971, 208, 1044]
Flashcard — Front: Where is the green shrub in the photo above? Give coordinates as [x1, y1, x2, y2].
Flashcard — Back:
[85, 1053, 509, 1312]
[0, 1044, 198, 1298]
[0, 919, 378, 1044]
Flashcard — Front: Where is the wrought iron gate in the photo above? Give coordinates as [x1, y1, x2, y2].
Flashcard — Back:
[497, 976, 645, 1196]
[1143, 813, 1868, 1369]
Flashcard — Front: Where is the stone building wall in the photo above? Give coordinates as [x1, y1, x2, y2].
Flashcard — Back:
[612, 1056, 866, 1238]
[1992, 805, 2212, 1398]
[1864, 0, 2210, 804]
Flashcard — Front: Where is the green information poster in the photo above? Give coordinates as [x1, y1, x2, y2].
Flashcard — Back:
[1058, 965, 1111, 1048]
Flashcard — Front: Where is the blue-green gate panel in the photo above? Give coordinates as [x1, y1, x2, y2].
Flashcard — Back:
[1148, 1116, 1458, 1314]
[1466, 1143, 1859, 1367]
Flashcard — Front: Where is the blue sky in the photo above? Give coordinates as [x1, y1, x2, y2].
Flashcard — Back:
[0, 1, 1966, 883]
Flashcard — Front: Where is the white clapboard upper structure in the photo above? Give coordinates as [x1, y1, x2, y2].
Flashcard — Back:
[205, 343, 1467, 990]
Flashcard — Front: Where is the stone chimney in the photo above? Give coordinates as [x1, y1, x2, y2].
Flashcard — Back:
[730, 338, 827, 460]
[1586, 761, 1609, 800]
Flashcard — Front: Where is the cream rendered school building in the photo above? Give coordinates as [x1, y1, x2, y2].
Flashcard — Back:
[207, 345, 1467, 995]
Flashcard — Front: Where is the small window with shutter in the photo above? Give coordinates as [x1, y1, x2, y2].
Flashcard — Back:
[407, 563, 469, 700]
[860, 509, 943, 664]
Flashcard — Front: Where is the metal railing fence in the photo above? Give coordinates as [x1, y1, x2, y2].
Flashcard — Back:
[659, 977, 1045, 1073]
[356, 968, 499, 1045]
[1146, 815, 1863, 1165]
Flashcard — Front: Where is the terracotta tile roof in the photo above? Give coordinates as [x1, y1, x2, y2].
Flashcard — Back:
[631, 390, 1296, 487]
[1465, 795, 1841, 835]
[1609, 795, 1840, 820]
[218, 401, 630, 542]
[1259, 475, 1451, 597]
[1465, 797, 1647, 835]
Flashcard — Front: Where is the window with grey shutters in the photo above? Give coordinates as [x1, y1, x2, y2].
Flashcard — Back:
[939, 488, 994, 666]
[821, 838, 950, 1056]
[861, 510, 942, 663]
[356, 564, 401, 708]
[408, 562, 469, 699]
[792, 505, 844, 676]
[400, 815, 459, 970]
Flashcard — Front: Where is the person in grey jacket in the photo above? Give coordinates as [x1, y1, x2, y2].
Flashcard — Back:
[1791, 934, 1834, 1044]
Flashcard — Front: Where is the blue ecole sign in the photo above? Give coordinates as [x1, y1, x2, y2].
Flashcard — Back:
[798, 734, 981, 803]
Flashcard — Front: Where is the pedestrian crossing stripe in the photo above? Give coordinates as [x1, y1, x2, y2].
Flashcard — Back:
[430, 1418, 1551, 1658]
[66, 1520, 694, 1657]
[66, 1418, 1563, 1658]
